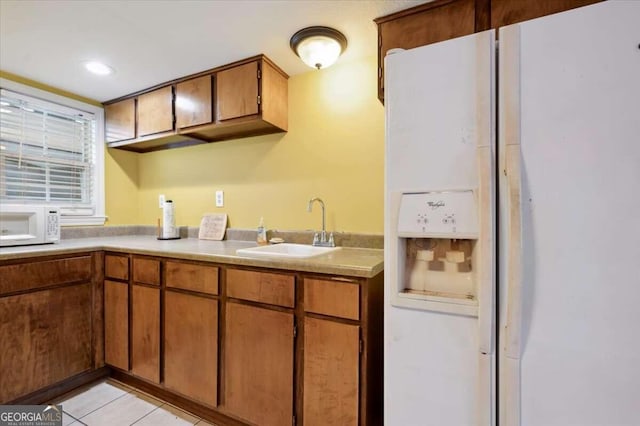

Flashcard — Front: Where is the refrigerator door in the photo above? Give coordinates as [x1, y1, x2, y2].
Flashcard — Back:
[385, 30, 495, 426]
[499, 2, 640, 425]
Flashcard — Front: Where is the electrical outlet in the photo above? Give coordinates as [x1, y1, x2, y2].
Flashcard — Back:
[159, 194, 165, 208]
[215, 190, 224, 207]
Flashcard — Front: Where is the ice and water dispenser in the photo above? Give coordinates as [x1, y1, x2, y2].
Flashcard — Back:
[389, 189, 480, 316]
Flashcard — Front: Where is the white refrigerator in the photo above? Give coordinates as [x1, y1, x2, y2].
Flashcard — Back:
[384, 2, 640, 425]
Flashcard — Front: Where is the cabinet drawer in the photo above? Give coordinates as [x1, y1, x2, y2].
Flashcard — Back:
[105, 254, 129, 281]
[226, 269, 294, 308]
[0, 255, 92, 295]
[304, 278, 360, 320]
[166, 261, 218, 295]
[133, 257, 160, 286]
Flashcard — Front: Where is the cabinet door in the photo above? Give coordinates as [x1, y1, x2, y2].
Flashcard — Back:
[176, 75, 212, 129]
[104, 280, 129, 371]
[165, 291, 218, 407]
[131, 285, 160, 383]
[303, 317, 360, 426]
[137, 86, 174, 137]
[105, 98, 135, 142]
[216, 61, 259, 121]
[224, 302, 293, 426]
[0, 284, 92, 402]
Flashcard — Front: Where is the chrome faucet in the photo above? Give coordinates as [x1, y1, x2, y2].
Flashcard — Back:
[307, 197, 335, 247]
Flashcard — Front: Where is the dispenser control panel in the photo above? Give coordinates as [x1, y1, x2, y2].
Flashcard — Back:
[397, 190, 478, 238]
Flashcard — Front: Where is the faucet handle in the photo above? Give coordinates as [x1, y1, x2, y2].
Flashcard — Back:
[312, 232, 320, 246]
[328, 233, 335, 247]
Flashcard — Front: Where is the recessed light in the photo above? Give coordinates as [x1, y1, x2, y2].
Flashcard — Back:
[84, 61, 115, 76]
[0, 108, 12, 114]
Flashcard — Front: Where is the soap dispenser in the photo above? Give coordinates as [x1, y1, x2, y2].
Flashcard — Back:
[257, 217, 267, 245]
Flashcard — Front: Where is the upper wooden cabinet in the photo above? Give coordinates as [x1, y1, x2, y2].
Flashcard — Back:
[216, 61, 259, 121]
[103, 55, 288, 153]
[374, 0, 601, 102]
[105, 98, 136, 143]
[137, 86, 174, 137]
[176, 75, 212, 129]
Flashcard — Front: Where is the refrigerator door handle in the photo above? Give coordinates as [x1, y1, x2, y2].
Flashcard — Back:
[477, 145, 495, 356]
[505, 143, 523, 360]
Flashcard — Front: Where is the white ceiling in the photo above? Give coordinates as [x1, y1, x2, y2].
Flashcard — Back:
[0, 0, 429, 103]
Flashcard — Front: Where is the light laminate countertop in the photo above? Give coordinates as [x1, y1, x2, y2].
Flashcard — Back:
[0, 236, 384, 278]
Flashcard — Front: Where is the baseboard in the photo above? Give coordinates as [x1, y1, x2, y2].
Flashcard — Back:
[8, 367, 110, 405]
[110, 370, 246, 426]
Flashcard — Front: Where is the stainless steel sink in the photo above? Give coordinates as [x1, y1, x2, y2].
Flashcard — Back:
[236, 243, 340, 259]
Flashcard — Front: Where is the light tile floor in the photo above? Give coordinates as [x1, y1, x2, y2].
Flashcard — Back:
[50, 379, 217, 426]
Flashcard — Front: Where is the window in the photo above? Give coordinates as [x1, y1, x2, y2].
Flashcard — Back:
[0, 80, 105, 225]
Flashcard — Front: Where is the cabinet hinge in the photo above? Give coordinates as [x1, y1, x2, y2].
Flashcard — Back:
[378, 34, 382, 48]
[293, 323, 297, 338]
[360, 339, 364, 353]
[292, 415, 296, 426]
[257, 95, 261, 105]
[257, 68, 261, 79]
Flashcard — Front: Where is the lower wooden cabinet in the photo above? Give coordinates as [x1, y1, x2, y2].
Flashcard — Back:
[164, 290, 218, 407]
[303, 317, 360, 426]
[131, 284, 160, 383]
[104, 280, 129, 370]
[0, 284, 93, 402]
[224, 302, 294, 426]
[98, 257, 382, 426]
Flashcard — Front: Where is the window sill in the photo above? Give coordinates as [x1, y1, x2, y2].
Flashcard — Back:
[61, 216, 107, 226]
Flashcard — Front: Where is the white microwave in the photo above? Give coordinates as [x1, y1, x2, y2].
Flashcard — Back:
[0, 204, 61, 247]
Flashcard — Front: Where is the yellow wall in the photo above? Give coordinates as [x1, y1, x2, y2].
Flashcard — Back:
[136, 56, 384, 234]
[105, 148, 140, 224]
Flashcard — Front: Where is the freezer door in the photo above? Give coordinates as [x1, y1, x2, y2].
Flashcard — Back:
[384, 29, 495, 426]
[499, 2, 640, 425]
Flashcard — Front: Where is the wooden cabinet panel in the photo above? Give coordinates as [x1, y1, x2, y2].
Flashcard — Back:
[224, 302, 293, 426]
[491, 0, 601, 28]
[131, 284, 160, 383]
[226, 268, 294, 307]
[137, 86, 174, 137]
[261, 60, 288, 130]
[303, 317, 360, 426]
[0, 284, 92, 402]
[166, 261, 218, 295]
[133, 257, 160, 286]
[165, 291, 218, 407]
[104, 280, 129, 371]
[105, 254, 129, 281]
[105, 98, 135, 142]
[216, 61, 259, 121]
[0, 255, 92, 295]
[176, 75, 212, 129]
[304, 278, 360, 320]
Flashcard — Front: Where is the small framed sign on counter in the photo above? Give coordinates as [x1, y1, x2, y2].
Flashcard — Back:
[198, 213, 228, 241]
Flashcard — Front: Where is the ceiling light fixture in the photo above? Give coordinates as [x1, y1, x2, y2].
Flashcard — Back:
[84, 61, 115, 76]
[290, 26, 347, 70]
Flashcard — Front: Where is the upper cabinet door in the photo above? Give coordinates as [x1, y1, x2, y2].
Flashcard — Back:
[216, 61, 259, 121]
[137, 86, 174, 137]
[105, 98, 135, 142]
[176, 75, 212, 129]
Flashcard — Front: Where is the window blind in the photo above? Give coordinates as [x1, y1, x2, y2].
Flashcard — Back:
[0, 89, 96, 215]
